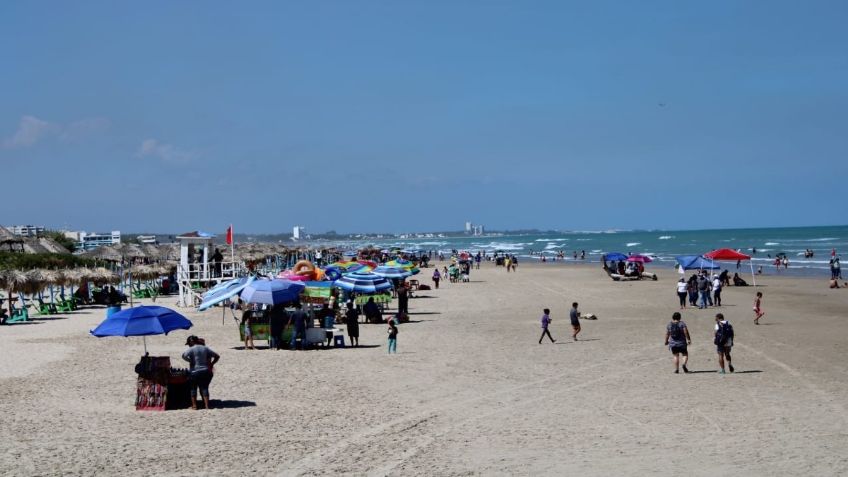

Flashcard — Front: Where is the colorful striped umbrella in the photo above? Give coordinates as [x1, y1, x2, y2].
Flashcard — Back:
[333, 272, 392, 294]
[198, 276, 255, 311]
[385, 259, 420, 275]
[241, 279, 306, 305]
[372, 266, 413, 280]
[328, 261, 360, 270]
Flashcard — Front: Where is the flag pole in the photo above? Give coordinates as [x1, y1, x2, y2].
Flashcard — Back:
[230, 224, 235, 263]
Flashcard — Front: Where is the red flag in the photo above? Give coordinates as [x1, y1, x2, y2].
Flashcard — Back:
[226, 225, 233, 245]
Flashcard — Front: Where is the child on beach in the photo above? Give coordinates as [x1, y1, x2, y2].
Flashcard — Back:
[753, 292, 765, 324]
[387, 320, 398, 354]
[538, 308, 556, 344]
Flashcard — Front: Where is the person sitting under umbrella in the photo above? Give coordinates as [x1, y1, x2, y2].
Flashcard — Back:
[363, 297, 382, 323]
[182, 335, 220, 410]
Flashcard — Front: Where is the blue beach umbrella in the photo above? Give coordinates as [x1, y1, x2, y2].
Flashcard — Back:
[372, 266, 413, 280]
[675, 255, 722, 271]
[198, 276, 255, 311]
[334, 272, 392, 294]
[603, 252, 629, 261]
[240, 279, 306, 305]
[90, 305, 193, 353]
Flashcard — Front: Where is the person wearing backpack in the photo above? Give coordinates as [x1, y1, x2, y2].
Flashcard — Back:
[714, 313, 735, 374]
[664, 312, 691, 374]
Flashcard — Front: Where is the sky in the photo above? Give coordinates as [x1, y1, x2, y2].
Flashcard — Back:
[1, 1, 846, 234]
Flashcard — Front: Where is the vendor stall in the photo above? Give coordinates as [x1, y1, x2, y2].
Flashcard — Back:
[134, 356, 192, 411]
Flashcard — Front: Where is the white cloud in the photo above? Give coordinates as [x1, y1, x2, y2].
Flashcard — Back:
[3, 115, 111, 148]
[136, 138, 197, 164]
[3, 115, 54, 148]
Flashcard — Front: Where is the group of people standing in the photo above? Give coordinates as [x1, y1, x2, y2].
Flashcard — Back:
[677, 271, 724, 309]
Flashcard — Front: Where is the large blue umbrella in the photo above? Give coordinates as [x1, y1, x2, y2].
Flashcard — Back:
[90, 305, 193, 353]
[334, 272, 392, 293]
[198, 276, 255, 311]
[240, 279, 306, 305]
[372, 266, 413, 280]
[603, 252, 629, 261]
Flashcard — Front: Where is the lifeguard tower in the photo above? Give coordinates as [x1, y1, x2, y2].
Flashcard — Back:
[176, 231, 241, 307]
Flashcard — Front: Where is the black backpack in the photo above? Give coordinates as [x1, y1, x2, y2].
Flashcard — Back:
[714, 321, 734, 345]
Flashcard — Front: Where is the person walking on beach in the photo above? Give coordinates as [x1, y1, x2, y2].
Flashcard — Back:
[241, 310, 255, 350]
[753, 292, 765, 324]
[345, 302, 360, 347]
[538, 308, 556, 344]
[712, 274, 722, 307]
[570, 302, 582, 341]
[387, 320, 398, 354]
[714, 313, 735, 373]
[432, 268, 441, 289]
[182, 335, 220, 410]
[664, 312, 691, 374]
[676, 278, 688, 309]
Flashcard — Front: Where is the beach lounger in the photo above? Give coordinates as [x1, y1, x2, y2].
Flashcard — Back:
[36, 299, 57, 315]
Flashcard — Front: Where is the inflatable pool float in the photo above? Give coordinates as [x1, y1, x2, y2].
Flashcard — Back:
[277, 270, 311, 281]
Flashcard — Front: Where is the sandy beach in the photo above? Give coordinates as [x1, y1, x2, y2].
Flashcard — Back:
[1, 262, 847, 476]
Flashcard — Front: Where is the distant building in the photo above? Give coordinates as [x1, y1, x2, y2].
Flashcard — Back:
[10, 225, 45, 237]
[293, 226, 305, 240]
[137, 235, 158, 244]
[62, 230, 81, 241]
[473, 225, 485, 236]
[465, 221, 473, 234]
[77, 230, 121, 251]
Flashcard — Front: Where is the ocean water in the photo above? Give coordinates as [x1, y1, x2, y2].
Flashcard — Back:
[326, 225, 847, 278]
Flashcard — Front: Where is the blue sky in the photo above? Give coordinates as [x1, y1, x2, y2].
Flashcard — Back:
[2, 1, 846, 234]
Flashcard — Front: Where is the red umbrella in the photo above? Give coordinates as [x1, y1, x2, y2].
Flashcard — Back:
[704, 248, 751, 260]
[703, 248, 756, 286]
[626, 255, 652, 263]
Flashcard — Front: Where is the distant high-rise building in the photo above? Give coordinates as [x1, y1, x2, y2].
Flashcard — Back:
[77, 230, 121, 251]
[137, 235, 158, 244]
[293, 226, 305, 240]
[10, 225, 44, 237]
[465, 221, 473, 233]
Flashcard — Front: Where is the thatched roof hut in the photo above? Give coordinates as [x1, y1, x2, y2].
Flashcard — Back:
[81, 246, 123, 262]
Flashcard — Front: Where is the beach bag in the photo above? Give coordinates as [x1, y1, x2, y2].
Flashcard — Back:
[714, 322, 734, 346]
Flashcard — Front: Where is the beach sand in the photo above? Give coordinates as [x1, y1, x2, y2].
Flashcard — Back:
[1, 262, 847, 476]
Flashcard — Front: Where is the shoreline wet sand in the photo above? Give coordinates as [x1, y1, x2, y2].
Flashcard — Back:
[1, 262, 846, 475]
